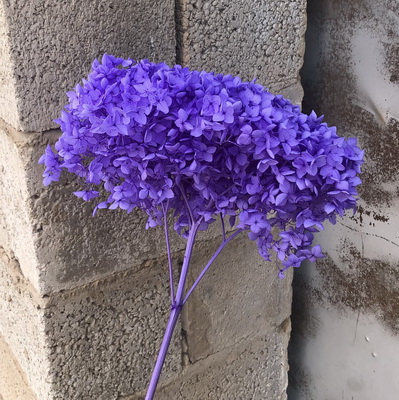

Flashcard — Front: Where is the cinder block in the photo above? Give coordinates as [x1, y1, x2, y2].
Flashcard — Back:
[177, 0, 307, 91]
[44, 258, 184, 400]
[0, 124, 39, 291]
[0, 1, 19, 130]
[280, 82, 304, 106]
[184, 235, 293, 363]
[0, 0, 176, 132]
[0, 222, 292, 400]
[0, 249, 51, 400]
[0, 333, 36, 400]
[0, 248, 184, 400]
[0, 125, 227, 294]
[146, 331, 290, 400]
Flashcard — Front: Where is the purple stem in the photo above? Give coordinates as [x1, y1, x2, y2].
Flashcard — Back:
[182, 229, 243, 305]
[177, 182, 195, 226]
[145, 222, 200, 400]
[220, 214, 226, 241]
[144, 306, 181, 400]
[162, 202, 175, 304]
[174, 221, 199, 303]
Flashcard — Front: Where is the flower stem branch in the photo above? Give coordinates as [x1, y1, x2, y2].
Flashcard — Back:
[220, 213, 226, 241]
[182, 228, 243, 305]
[174, 221, 200, 303]
[177, 182, 195, 226]
[144, 306, 181, 400]
[145, 222, 200, 400]
[162, 202, 175, 305]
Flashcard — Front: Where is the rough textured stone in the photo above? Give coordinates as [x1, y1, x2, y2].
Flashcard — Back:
[0, 249, 50, 400]
[129, 331, 290, 400]
[0, 1, 19, 130]
[0, 333, 36, 400]
[119, 236, 292, 400]
[279, 82, 304, 107]
[0, 124, 39, 291]
[185, 235, 292, 362]
[177, 0, 307, 91]
[45, 257, 183, 400]
[0, 246, 184, 400]
[0, 0, 176, 132]
[0, 124, 228, 295]
[0, 230, 293, 400]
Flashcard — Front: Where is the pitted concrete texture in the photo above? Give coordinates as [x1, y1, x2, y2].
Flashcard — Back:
[0, 124, 230, 294]
[0, 230, 292, 400]
[129, 331, 290, 400]
[45, 258, 183, 400]
[0, 334, 36, 400]
[0, 0, 303, 398]
[177, 0, 307, 91]
[0, 249, 51, 400]
[185, 235, 293, 363]
[0, 1, 19, 131]
[0, 0, 176, 132]
[280, 82, 304, 107]
[0, 247, 183, 400]
[0, 124, 40, 291]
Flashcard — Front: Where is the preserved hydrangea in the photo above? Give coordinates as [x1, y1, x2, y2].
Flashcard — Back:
[40, 54, 363, 276]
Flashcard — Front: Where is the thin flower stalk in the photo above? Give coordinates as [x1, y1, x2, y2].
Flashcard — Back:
[176, 182, 195, 227]
[162, 202, 175, 304]
[147, 220, 241, 398]
[144, 306, 180, 400]
[183, 227, 243, 305]
[145, 222, 199, 399]
[220, 214, 226, 242]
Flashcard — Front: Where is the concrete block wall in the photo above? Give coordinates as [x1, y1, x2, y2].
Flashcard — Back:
[0, 1, 306, 399]
[176, 0, 306, 93]
[0, 0, 176, 132]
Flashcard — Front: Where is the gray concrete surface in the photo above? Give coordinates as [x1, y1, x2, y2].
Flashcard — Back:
[147, 331, 290, 400]
[0, 233, 292, 400]
[0, 1, 19, 131]
[0, 333, 36, 400]
[289, 1, 399, 399]
[185, 236, 292, 363]
[0, 245, 182, 400]
[177, 0, 306, 91]
[0, 248, 50, 400]
[0, 0, 176, 132]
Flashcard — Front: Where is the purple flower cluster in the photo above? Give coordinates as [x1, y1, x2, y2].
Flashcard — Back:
[40, 54, 363, 274]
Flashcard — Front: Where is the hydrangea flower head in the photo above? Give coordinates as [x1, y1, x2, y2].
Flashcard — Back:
[40, 54, 364, 274]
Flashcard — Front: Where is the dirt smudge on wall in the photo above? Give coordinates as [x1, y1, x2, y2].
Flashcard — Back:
[312, 246, 399, 334]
